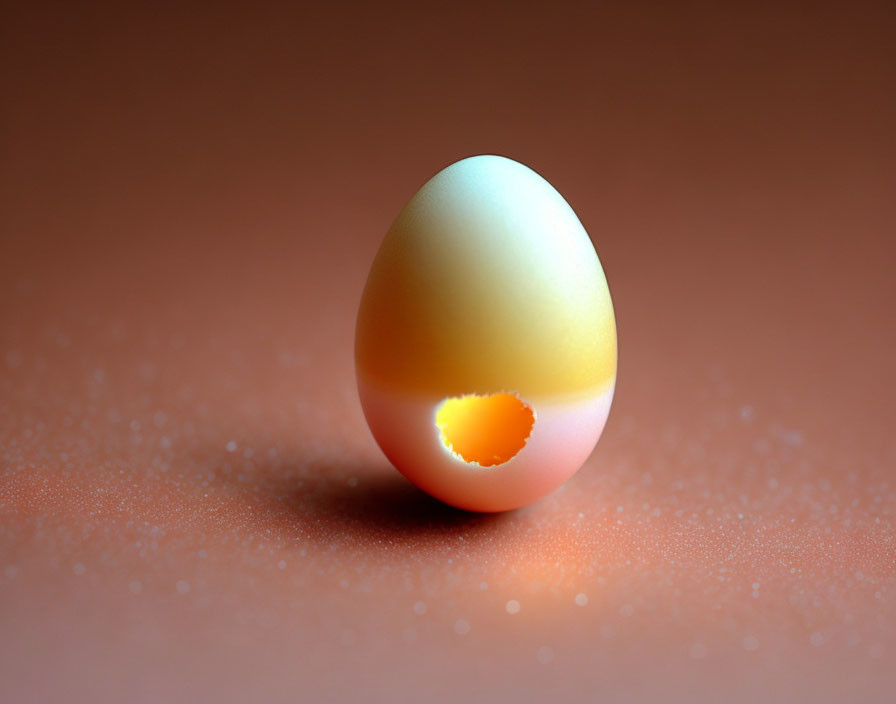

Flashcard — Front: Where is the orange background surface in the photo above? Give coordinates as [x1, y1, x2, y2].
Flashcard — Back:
[2, 2, 895, 702]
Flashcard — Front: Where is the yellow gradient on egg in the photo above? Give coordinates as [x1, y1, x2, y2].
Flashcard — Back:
[355, 155, 617, 399]
[435, 393, 535, 467]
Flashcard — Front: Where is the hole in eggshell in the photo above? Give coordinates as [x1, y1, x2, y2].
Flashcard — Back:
[434, 392, 535, 467]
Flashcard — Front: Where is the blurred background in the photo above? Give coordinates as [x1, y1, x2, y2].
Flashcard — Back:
[1, 2, 894, 702]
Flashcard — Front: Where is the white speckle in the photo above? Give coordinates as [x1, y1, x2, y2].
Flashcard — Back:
[277, 560, 287, 570]
[225, 441, 237, 453]
[752, 591, 760, 598]
[129, 420, 141, 432]
[4, 565, 19, 579]
[454, 619, 470, 635]
[739, 405, 754, 421]
[153, 411, 168, 428]
[347, 477, 358, 488]
[479, 581, 488, 591]
[619, 604, 634, 617]
[784, 430, 804, 447]
[505, 600, 521, 615]
[616, 505, 623, 513]
[742, 635, 760, 651]
[198, 549, 208, 559]
[768, 478, 779, 489]
[413, 601, 427, 615]
[129, 579, 143, 595]
[690, 642, 708, 659]
[536, 646, 554, 664]
[176, 580, 191, 594]
[754, 438, 771, 454]
[751, 582, 760, 590]
[73, 562, 86, 575]
[575, 593, 588, 607]
[810, 631, 825, 647]
[737, 513, 744, 519]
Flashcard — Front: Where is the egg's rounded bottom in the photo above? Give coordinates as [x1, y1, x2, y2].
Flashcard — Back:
[357, 378, 615, 512]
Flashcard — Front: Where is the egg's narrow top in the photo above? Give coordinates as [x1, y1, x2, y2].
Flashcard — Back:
[356, 154, 616, 399]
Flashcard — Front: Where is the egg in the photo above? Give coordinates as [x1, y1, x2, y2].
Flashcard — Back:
[355, 155, 617, 512]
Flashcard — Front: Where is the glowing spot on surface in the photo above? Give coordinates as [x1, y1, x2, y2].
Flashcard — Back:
[413, 601, 427, 615]
[575, 593, 588, 606]
[742, 635, 760, 651]
[454, 619, 471, 635]
[435, 392, 535, 466]
[505, 600, 521, 615]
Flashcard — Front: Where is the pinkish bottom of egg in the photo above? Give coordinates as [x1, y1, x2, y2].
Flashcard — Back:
[357, 379, 615, 512]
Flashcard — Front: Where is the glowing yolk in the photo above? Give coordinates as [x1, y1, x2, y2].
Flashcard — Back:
[434, 392, 535, 467]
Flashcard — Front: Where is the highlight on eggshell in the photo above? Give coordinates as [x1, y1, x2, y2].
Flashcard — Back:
[355, 154, 617, 512]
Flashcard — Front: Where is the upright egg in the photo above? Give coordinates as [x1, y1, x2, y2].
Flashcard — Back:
[355, 155, 617, 512]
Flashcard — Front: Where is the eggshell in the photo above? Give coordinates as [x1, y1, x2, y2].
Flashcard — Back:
[355, 155, 617, 512]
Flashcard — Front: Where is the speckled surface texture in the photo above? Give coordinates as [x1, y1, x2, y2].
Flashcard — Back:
[2, 2, 895, 702]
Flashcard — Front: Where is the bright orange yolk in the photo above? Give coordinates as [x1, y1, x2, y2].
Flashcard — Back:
[434, 392, 535, 466]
